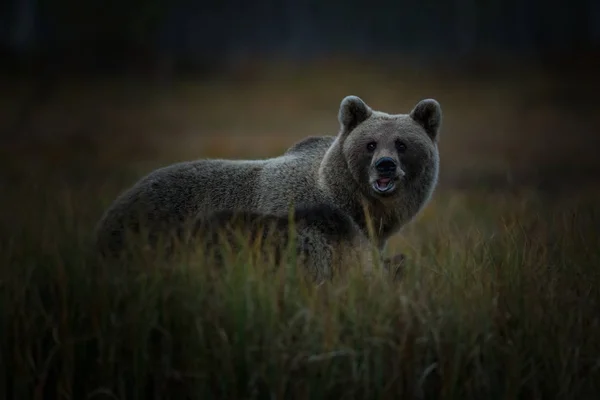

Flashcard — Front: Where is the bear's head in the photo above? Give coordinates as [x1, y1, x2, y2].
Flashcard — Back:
[335, 95, 442, 200]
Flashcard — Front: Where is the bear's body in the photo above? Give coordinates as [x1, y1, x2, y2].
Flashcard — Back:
[95, 142, 328, 258]
[95, 96, 442, 278]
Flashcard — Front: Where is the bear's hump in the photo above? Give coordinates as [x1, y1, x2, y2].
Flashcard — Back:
[284, 136, 335, 156]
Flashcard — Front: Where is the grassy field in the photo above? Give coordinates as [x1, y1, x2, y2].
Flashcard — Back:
[1, 63, 600, 399]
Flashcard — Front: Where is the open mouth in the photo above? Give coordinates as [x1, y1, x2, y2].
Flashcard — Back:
[372, 177, 396, 193]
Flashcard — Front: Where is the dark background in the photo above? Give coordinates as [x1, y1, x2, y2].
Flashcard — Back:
[3, 0, 600, 72]
[1, 0, 599, 191]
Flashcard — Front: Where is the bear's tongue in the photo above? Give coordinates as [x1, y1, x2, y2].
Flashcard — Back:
[376, 178, 391, 189]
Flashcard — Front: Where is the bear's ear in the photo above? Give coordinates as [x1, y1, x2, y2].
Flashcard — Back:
[409, 99, 442, 141]
[338, 95, 373, 133]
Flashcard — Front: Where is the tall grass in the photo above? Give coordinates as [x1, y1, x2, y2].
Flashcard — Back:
[2, 177, 599, 399]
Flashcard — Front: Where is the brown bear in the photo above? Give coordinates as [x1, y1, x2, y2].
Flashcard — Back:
[94, 95, 442, 281]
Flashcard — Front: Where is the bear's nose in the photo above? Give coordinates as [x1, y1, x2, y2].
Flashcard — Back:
[375, 157, 397, 174]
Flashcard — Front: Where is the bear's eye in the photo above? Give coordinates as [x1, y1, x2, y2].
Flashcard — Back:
[395, 141, 407, 153]
[366, 142, 377, 151]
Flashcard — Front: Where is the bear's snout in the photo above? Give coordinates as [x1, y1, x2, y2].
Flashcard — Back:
[374, 157, 397, 176]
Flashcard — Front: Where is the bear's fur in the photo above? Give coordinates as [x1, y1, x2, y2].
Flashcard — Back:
[94, 95, 442, 277]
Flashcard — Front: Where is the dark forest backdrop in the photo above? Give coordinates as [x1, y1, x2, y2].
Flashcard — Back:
[2, 0, 600, 72]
